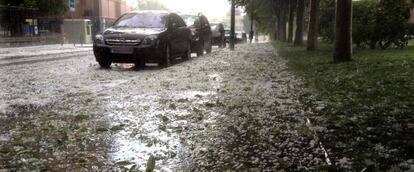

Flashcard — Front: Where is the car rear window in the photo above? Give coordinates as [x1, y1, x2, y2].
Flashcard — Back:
[210, 24, 217, 30]
[181, 15, 199, 27]
[113, 13, 166, 28]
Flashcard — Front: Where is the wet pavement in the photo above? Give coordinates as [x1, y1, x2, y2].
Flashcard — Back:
[0, 43, 326, 171]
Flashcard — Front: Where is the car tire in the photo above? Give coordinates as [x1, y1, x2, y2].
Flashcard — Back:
[183, 41, 191, 60]
[160, 44, 171, 67]
[134, 60, 145, 69]
[196, 41, 204, 57]
[221, 35, 226, 48]
[134, 50, 145, 69]
[206, 41, 212, 54]
[94, 47, 112, 69]
[98, 60, 111, 69]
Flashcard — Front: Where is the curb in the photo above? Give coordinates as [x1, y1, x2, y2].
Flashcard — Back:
[0, 49, 92, 61]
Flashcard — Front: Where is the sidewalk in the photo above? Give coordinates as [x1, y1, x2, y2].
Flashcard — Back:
[0, 44, 93, 60]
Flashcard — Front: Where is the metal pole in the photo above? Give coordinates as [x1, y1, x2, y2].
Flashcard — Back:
[230, 0, 235, 50]
[71, 11, 75, 46]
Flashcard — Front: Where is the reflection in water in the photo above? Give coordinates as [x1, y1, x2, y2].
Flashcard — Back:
[105, 89, 218, 169]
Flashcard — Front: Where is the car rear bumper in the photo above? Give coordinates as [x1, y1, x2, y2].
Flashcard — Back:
[93, 44, 162, 63]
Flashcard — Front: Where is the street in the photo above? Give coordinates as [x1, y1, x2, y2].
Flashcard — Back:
[0, 43, 325, 171]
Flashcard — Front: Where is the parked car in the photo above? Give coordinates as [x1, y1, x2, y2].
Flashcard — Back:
[210, 23, 226, 48]
[93, 10, 192, 68]
[179, 13, 212, 56]
[224, 29, 247, 44]
[237, 31, 248, 43]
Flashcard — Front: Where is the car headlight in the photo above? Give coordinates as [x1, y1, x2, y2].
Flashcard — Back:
[94, 34, 104, 44]
[142, 35, 158, 45]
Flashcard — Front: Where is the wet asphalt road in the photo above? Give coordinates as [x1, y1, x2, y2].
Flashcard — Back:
[0, 43, 325, 171]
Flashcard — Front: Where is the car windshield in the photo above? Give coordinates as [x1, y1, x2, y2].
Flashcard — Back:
[181, 15, 199, 27]
[113, 13, 166, 28]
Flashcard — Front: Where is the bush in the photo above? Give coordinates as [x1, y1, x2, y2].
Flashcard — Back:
[353, 0, 378, 48]
[408, 23, 414, 35]
[318, 0, 335, 42]
[318, 0, 413, 49]
[375, 0, 412, 49]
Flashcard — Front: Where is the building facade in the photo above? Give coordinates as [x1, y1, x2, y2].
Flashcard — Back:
[65, 0, 136, 36]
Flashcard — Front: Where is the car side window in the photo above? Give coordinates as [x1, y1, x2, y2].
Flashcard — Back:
[175, 15, 186, 27]
[169, 14, 185, 29]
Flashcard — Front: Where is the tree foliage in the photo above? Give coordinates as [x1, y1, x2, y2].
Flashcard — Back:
[320, 0, 412, 49]
[1, 0, 68, 16]
[375, 0, 412, 49]
[232, 0, 277, 33]
[353, 0, 377, 48]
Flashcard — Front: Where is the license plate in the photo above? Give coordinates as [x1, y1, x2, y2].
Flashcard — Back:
[111, 47, 134, 54]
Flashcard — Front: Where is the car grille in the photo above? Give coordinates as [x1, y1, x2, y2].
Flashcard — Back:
[105, 38, 141, 46]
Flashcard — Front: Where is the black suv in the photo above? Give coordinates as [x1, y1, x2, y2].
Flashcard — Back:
[93, 11, 192, 68]
[180, 13, 212, 56]
[210, 23, 225, 48]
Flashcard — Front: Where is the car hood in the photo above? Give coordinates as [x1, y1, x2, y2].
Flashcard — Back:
[103, 27, 166, 40]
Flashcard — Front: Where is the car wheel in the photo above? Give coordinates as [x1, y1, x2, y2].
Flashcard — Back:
[206, 41, 212, 54]
[183, 41, 191, 60]
[94, 47, 112, 69]
[98, 60, 111, 69]
[221, 35, 226, 48]
[134, 60, 145, 69]
[160, 44, 171, 67]
[134, 51, 145, 69]
[196, 42, 204, 57]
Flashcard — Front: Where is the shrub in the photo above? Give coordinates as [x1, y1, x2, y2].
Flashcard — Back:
[375, 0, 412, 48]
[318, 0, 335, 42]
[318, 0, 413, 49]
[352, 0, 378, 48]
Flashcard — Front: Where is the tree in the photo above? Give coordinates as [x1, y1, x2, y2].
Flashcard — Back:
[333, 0, 352, 62]
[288, 0, 297, 43]
[294, 0, 305, 46]
[1, 0, 68, 16]
[230, 0, 236, 50]
[307, 0, 319, 50]
[277, 0, 288, 41]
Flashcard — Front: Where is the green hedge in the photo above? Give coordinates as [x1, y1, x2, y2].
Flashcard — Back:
[319, 0, 412, 49]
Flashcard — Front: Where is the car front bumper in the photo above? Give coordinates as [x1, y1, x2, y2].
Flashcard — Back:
[93, 44, 162, 63]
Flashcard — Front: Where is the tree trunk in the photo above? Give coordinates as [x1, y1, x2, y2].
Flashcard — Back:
[288, 0, 297, 43]
[307, 0, 319, 51]
[249, 15, 254, 43]
[230, 0, 235, 50]
[279, 0, 287, 41]
[294, 0, 305, 46]
[333, 0, 352, 62]
[273, 20, 278, 41]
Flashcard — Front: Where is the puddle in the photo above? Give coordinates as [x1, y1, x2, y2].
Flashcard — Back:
[105, 89, 219, 169]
